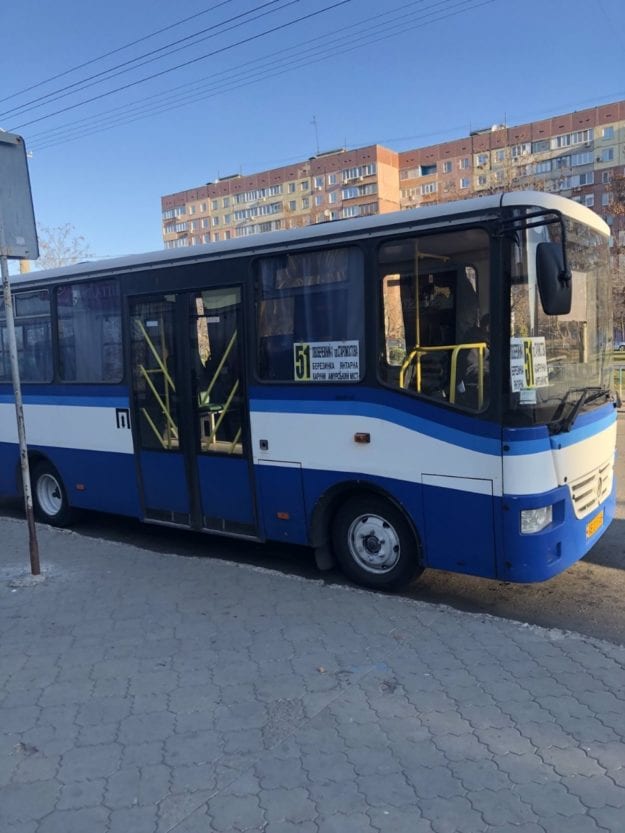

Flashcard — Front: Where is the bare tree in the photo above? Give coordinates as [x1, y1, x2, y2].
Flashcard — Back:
[36, 223, 93, 270]
[606, 174, 625, 342]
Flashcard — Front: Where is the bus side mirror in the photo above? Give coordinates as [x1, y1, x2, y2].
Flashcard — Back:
[536, 241, 572, 316]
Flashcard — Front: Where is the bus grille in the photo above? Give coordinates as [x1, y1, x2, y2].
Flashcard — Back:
[568, 460, 613, 519]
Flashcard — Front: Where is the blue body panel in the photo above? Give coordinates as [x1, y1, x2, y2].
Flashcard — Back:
[0, 384, 617, 584]
[196, 455, 255, 526]
[139, 451, 190, 516]
[0, 441, 141, 518]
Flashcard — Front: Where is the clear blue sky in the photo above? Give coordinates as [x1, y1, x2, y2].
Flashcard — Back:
[1, 0, 624, 263]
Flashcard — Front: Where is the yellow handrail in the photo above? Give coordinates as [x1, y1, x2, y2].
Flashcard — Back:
[137, 320, 176, 392]
[229, 428, 242, 455]
[201, 330, 237, 402]
[139, 365, 178, 437]
[141, 407, 168, 449]
[400, 342, 487, 408]
[210, 379, 240, 439]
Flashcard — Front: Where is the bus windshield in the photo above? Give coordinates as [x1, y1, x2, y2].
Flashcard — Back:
[507, 214, 612, 428]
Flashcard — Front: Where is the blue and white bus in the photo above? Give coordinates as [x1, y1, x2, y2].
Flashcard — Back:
[0, 191, 617, 589]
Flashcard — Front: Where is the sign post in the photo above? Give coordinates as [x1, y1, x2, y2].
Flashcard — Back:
[0, 131, 40, 575]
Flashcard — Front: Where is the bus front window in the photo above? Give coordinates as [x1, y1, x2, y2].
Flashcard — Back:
[507, 215, 612, 427]
[379, 228, 491, 412]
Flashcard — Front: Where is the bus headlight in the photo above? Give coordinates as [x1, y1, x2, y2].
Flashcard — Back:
[521, 506, 553, 534]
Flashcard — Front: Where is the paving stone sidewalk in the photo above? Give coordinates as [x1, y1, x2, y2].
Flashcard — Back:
[1, 517, 624, 833]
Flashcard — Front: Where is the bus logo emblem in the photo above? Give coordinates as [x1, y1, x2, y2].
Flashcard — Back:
[116, 408, 131, 429]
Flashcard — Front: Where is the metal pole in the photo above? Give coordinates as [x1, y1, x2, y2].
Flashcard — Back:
[0, 250, 40, 575]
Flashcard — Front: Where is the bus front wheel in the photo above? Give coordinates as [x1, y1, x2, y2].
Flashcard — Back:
[331, 495, 423, 590]
[32, 462, 75, 527]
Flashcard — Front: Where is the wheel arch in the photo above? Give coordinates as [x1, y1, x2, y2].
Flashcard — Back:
[309, 479, 424, 562]
[15, 450, 52, 496]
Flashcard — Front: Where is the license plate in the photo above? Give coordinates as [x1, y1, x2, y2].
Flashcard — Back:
[586, 510, 604, 539]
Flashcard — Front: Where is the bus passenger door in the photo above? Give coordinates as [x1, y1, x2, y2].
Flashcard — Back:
[189, 287, 256, 536]
[129, 295, 191, 524]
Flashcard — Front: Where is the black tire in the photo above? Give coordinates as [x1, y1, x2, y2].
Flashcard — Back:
[331, 494, 423, 590]
[31, 461, 75, 527]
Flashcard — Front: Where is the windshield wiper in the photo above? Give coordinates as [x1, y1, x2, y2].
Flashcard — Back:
[549, 386, 612, 434]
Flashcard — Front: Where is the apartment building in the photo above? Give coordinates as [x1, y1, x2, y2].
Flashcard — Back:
[161, 99, 625, 248]
[161, 145, 400, 249]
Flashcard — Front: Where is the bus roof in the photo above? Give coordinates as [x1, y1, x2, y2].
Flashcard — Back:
[14, 190, 609, 288]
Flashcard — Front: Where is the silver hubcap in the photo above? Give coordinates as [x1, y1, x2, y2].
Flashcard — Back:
[347, 513, 401, 574]
[37, 473, 63, 517]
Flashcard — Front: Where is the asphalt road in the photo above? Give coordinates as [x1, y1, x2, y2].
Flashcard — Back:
[2, 413, 624, 645]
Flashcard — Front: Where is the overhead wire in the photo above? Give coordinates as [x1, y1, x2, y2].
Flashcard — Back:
[25, 0, 440, 143]
[1, 0, 292, 121]
[11, 0, 353, 131]
[0, 0, 239, 105]
[27, 0, 491, 151]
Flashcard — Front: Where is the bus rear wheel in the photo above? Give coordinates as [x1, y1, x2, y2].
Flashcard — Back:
[32, 461, 74, 527]
[331, 495, 423, 590]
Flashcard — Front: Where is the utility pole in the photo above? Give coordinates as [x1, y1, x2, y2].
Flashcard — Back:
[0, 131, 40, 576]
[311, 116, 320, 156]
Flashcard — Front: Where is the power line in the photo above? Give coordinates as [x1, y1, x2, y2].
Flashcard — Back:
[11, 0, 352, 131]
[0, 0, 293, 120]
[28, 0, 492, 151]
[0, 0, 239, 105]
[25, 0, 437, 141]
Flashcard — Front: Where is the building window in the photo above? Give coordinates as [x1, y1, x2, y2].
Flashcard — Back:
[189, 205, 196, 215]
[200, 203, 207, 212]
[301, 181, 309, 191]
[443, 161, 452, 174]
[478, 175, 487, 186]
[212, 217, 220, 226]
[421, 164, 437, 176]
[212, 200, 219, 211]
[583, 194, 595, 207]
[289, 200, 297, 211]
[289, 182, 296, 193]
[531, 140, 550, 153]
[314, 195, 323, 206]
[600, 148, 615, 162]
[224, 214, 231, 224]
[571, 151, 593, 166]
[495, 149, 506, 162]
[420, 182, 437, 195]
[602, 126, 614, 140]
[602, 171, 612, 184]
[511, 143, 531, 158]
[256, 247, 365, 382]
[459, 158, 470, 170]
[328, 173, 337, 185]
[343, 164, 377, 181]
[223, 197, 230, 208]
[534, 160, 552, 174]
[314, 176, 324, 188]
[475, 153, 489, 167]
[551, 129, 593, 149]
[328, 192, 337, 204]
[302, 197, 309, 209]
[459, 178, 470, 189]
